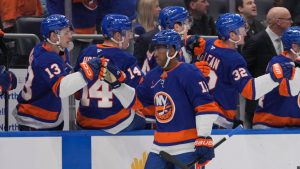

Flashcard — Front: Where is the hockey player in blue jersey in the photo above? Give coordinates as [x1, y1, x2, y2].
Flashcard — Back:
[73, 14, 146, 134]
[15, 14, 107, 131]
[199, 13, 296, 129]
[0, 65, 17, 95]
[103, 29, 220, 168]
[138, 6, 209, 76]
[253, 26, 300, 128]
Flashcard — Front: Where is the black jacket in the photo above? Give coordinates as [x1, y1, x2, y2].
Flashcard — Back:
[188, 15, 217, 35]
[133, 28, 160, 67]
[242, 30, 277, 77]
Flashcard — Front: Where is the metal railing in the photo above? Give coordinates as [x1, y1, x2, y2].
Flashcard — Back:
[3, 33, 40, 44]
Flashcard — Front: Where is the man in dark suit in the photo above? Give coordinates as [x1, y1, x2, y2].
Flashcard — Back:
[236, 0, 265, 42]
[242, 7, 293, 128]
[184, 0, 217, 35]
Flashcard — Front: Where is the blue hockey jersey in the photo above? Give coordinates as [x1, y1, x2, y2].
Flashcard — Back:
[74, 44, 144, 133]
[201, 39, 256, 128]
[136, 62, 220, 155]
[253, 53, 300, 128]
[16, 43, 70, 129]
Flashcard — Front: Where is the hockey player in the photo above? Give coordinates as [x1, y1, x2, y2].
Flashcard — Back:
[104, 29, 219, 168]
[253, 26, 300, 128]
[73, 14, 146, 134]
[199, 13, 295, 129]
[136, 6, 208, 76]
[0, 65, 17, 95]
[158, 6, 207, 64]
[15, 14, 107, 131]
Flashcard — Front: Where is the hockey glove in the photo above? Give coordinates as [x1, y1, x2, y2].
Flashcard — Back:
[0, 66, 17, 94]
[103, 60, 126, 89]
[185, 35, 206, 57]
[195, 61, 210, 77]
[269, 62, 295, 82]
[79, 57, 107, 83]
[194, 136, 215, 167]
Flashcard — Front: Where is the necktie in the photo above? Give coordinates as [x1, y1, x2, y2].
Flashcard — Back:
[275, 38, 282, 55]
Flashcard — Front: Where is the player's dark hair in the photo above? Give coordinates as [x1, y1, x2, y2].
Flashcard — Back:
[235, 0, 244, 13]
[184, 0, 197, 11]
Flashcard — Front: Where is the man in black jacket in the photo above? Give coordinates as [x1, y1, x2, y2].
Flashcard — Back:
[242, 7, 292, 128]
[184, 0, 217, 35]
[236, 0, 265, 42]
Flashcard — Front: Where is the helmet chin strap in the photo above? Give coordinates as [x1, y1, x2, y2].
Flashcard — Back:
[158, 25, 162, 31]
[229, 35, 241, 48]
[111, 37, 125, 48]
[163, 50, 178, 69]
[46, 35, 64, 51]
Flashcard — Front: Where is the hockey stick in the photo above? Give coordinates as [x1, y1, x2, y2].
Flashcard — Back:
[159, 125, 243, 169]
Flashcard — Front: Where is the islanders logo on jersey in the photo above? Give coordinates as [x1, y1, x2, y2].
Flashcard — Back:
[154, 92, 175, 123]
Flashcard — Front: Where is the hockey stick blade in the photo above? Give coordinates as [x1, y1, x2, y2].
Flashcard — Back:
[159, 125, 243, 169]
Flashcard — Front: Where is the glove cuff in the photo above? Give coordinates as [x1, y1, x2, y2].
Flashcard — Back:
[195, 136, 213, 147]
[271, 63, 284, 80]
[79, 62, 94, 81]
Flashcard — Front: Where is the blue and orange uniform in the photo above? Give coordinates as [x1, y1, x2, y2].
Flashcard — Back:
[74, 44, 146, 134]
[16, 43, 71, 129]
[254, 52, 300, 128]
[47, 0, 98, 34]
[201, 39, 266, 128]
[135, 62, 219, 155]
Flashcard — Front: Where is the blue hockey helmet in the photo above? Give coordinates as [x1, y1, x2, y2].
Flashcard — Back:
[282, 26, 300, 51]
[215, 13, 246, 40]
[40, 14, 73, 39]
[101, 14, 132, 39]
[159, 6, 189, 30]
[152, 29, 182, 51]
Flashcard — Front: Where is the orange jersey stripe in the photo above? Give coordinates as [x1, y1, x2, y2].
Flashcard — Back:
[96, 44, 115, 49]
[214, 39, 228, 48]
[42, 43, 52, 52]
[52, 76, 64, 97]
[241, 79, 253, 100]
[253, 112, 300, 126]
[77, 109, 131, 128]
[18, 104, 59, 121]
[215, 102, 236, 120]
[219, 109, 236, 120]
[279, 79, 290, 96]
[194, 102, 221, 114]
[132, 97, 155, 117]
[154, 128, 198, 144]
[141, 106, 155, 117]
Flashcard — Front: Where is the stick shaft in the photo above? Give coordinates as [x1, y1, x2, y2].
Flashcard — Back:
[160, 125, 243, 169]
